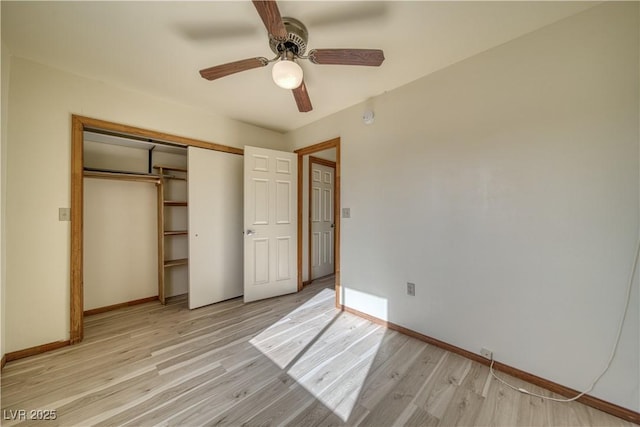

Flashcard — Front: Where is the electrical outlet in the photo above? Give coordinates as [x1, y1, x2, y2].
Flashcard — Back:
[406, 282, 416, 296]
[480, 348, 493, 360]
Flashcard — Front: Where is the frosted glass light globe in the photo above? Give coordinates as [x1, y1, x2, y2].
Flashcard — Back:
[272, 60, 303, 89]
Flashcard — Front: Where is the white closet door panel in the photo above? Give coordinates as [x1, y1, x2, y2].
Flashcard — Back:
[188, 146, 243, 309]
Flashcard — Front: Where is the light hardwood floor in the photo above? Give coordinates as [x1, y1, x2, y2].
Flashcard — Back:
[1, 277, 635, 426]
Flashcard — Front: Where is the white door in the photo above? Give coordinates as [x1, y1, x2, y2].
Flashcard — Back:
[310, 160, 335, 279]
[244, 146, 297, 302]
[188, 147, 243, 309]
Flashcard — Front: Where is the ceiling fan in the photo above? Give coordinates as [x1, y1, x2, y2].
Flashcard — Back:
[199, 0, 385, 113]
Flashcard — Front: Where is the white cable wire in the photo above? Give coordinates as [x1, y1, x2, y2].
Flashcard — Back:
[489, 237, 640, 402]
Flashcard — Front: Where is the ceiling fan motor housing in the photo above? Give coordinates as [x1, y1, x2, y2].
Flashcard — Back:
[269, 17, 308, 57]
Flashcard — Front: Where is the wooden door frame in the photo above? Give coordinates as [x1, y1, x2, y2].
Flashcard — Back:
[294, 138, 341, 308]
[308, 156, 337, 284]
[70, 115, 243, 344]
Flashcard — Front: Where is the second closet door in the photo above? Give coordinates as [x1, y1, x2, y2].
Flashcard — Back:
[188, 146, 243, 309]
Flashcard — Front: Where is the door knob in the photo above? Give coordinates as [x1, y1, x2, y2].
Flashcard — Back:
[330, 223, 335, 228]
[246, 229, 256, 236]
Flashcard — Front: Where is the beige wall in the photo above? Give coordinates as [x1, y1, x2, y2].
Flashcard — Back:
[289, 3, 639, 411]
[4, 57, 286, 353]
[83, 179, 158, 310]
[1, 39, 11, 361]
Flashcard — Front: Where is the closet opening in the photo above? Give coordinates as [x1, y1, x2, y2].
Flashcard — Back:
[70, 115, 242, 343]
[83, 129, 188, 314]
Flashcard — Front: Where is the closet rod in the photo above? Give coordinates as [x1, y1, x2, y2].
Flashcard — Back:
[83, 170, 161, 184]
[84, 166, 160, 176]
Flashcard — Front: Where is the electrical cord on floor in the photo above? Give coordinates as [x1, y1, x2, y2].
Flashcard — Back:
[488, 237, 640, 402]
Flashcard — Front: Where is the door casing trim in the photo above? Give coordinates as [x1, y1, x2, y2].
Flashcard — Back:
[294, 138, 341, 308]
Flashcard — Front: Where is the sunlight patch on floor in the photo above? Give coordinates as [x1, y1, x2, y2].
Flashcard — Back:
[250, 288, 337, 369]
[250, 288, 385, 421]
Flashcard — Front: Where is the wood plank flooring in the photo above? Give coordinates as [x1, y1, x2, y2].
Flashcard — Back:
[1, 277, 635, 426]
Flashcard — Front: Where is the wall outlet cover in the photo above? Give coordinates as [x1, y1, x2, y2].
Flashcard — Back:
[480, 348, 493, 359]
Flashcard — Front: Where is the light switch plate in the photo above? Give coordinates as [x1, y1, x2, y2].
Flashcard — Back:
[59, 208, 70, 221]
[342, 207, 351, 218]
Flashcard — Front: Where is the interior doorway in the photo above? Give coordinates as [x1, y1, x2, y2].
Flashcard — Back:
[309, 155, 336, 282]
[294, 138, 341, 308]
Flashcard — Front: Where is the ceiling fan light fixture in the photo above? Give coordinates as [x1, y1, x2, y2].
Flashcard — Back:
[199, 2, 385, 113]
[272, 59, 303, 89]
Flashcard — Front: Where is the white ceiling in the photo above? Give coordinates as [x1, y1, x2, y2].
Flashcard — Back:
[2, 1, 597, 133]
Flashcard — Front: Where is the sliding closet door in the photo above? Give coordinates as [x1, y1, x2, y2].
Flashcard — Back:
[188, 147, 243, 309]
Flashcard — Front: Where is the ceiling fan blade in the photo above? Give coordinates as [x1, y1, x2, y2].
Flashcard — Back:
[309, 49, 385, 66]
[252, 0, 287, 40]
[199, 57, 269, 81]
[292, 81, 312, 113]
